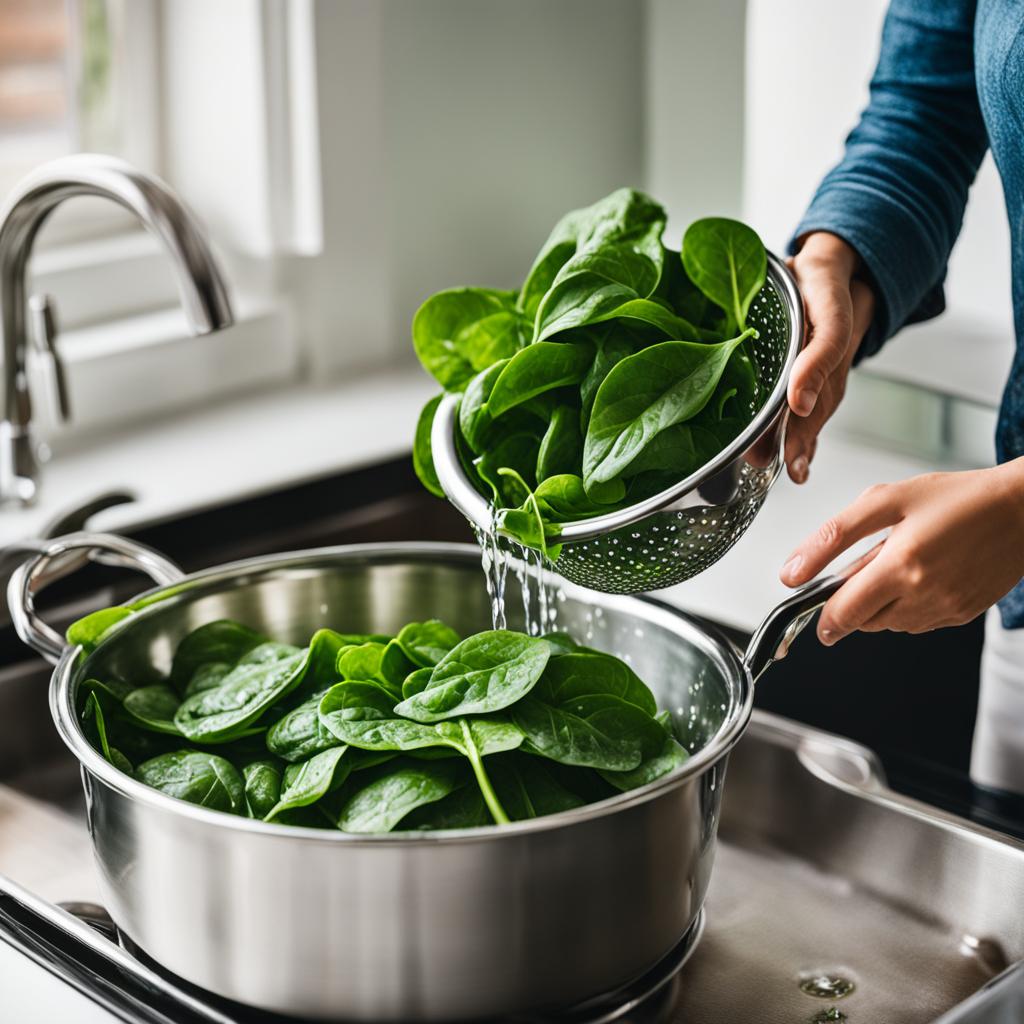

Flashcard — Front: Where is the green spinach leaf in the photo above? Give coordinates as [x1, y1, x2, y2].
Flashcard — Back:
[582, 334, 751, 485]
[394, 630, 551, 722]
[136, 751, 245, 814]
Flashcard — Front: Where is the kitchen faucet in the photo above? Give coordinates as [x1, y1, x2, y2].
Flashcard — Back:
[0, 154, 234, 507]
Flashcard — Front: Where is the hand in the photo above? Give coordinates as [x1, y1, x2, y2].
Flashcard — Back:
[779, 461, 1024, 645]
[785, 232, 875, 483]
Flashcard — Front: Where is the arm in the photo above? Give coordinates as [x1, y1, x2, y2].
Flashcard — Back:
[785, 0, 989, 481]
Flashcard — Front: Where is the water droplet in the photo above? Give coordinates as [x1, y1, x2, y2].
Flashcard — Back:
[809, 1010, 846, 1023]
[799, 973, 855, 1000]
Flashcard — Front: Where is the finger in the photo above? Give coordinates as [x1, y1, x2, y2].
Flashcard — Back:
[787, 276, 853, 416]
[780, 483, 902, 585]
[817, 555, 903, 645]
[838, 538, 884, 579]
[785, 388, 832, 481]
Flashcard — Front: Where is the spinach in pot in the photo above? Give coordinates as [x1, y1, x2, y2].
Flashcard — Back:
[68, 611, 690, 832]
[410, 187, 769, 554]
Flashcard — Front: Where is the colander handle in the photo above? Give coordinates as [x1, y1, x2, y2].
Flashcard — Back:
[743, 575, 845, 683]
[7, 531, 184, 665]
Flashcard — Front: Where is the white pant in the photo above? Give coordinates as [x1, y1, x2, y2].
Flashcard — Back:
[971, 606, 1024, 794]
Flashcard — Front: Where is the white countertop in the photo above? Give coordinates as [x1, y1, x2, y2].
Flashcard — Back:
[0, 368, 437, 547]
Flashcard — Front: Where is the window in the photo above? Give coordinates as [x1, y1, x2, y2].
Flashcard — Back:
[0, 0, 159, 242]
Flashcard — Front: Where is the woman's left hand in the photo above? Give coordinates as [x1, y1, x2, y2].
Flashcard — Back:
[779, 460, 1024, 645]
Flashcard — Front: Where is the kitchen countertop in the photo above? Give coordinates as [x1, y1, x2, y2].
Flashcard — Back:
[0, 366, 954, 632]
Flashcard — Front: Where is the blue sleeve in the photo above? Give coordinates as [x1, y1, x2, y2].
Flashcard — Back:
[789, 0, 989, 359]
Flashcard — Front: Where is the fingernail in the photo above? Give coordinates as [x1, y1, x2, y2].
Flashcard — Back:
[781, 554, 803, 582]
[794, 388, 817, 416]
[792, 455, 809, 483]
[820, 629, 836, 646]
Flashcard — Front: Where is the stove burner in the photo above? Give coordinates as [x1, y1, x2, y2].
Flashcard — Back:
[60, 902, 706, 1024]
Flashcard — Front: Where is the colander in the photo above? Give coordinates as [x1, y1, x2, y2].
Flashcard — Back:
[432, 251, 804, 594]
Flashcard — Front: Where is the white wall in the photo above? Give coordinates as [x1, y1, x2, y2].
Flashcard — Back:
[645, 0, 747, 243]
[287, 0, 647, 376]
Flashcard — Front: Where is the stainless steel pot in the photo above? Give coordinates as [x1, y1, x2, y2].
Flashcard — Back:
[7, 535, 839, 1022]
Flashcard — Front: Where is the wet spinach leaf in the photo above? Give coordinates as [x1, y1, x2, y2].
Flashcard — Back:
[170, 620, 266, 693]
[136, 751, 245, 814]
[396, 619, 461, 668]
[394, 630, 550, 722]
[242, 759, 282, 819]
[123, 685, 182, 736]
[335, 759, 464, 833]
[412, 394, 445, 498]
[582, 334, 752, 485]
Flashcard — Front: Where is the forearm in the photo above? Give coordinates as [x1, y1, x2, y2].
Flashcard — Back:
[791, 0, 988, 358]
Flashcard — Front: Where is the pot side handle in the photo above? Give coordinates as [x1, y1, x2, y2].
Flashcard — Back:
[743, 575, 844, 683]
[7, 531, 184, 665]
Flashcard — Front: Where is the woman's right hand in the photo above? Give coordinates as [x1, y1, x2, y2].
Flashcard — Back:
[785, 232, 876, 483]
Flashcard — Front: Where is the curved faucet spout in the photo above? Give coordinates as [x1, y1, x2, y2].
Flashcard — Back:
[0, 154, 234, 506]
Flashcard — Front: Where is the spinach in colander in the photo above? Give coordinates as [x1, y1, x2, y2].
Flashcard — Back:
[68, 612, 689, 832]
[411, 187, 768, 553]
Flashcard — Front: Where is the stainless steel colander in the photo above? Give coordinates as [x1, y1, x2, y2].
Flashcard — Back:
[432, 252, 804, 594]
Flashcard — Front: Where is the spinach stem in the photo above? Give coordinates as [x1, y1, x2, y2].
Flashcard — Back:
[459, 719, 510, 825]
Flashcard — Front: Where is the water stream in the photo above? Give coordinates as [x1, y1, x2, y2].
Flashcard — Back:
[474, 511, 559, 635]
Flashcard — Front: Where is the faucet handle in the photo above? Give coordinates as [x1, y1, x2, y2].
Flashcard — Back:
[28, 294, 70, 423]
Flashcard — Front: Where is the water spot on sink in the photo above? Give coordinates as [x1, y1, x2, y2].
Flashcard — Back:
[799, 972, 855, 999]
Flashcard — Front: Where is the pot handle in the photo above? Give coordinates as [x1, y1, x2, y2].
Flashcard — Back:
[743, 574, 844, 683]
[7, 531, 184, 665]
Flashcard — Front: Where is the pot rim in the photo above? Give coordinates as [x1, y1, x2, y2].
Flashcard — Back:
[52, 540, 753, 844]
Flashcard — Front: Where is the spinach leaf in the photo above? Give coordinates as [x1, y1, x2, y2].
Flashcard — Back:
[582, 334, 751, 485]
[266, 694, 342, 763]
[318, 682, 522, 823]
[518, 188, 666, 320]
[136, 751, 245, 815]
[511, 693, 665, 771]
[534, 474, 624, 521]
[401, 667, 433, 700]
[485, 340, 593, 419]
[379, 639, 416, 694]
[534, 233, 664, 342]
[682, 218, 766, 332]
[488, 754, 585, 820]
[242, 759, 282, 819]
[67, 607, 133, 654]
[265, 746, 353, 822]
[394, 630, 551, 722]
[536, 403, 582, 481]
[184, 662, 232, 697]
[335, 759, 464, 833]
[412, 287, 516, 390]
[459, 360, 507, 453]
[396, 620, 461, 668]
[455, 310, 530, 371]
[170, 620, 266, 693]
[123, 685, 182, 736]
[476, 432, 541, 506]
[412, 394, 444, 498]
[399, 783, 493, 830]
[82, 691, 133, 775]
[337, 642, 387, 681]
[174, 644, 307, 743]
[537, 652, 657, 717]
[599, 733, 690, 792]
